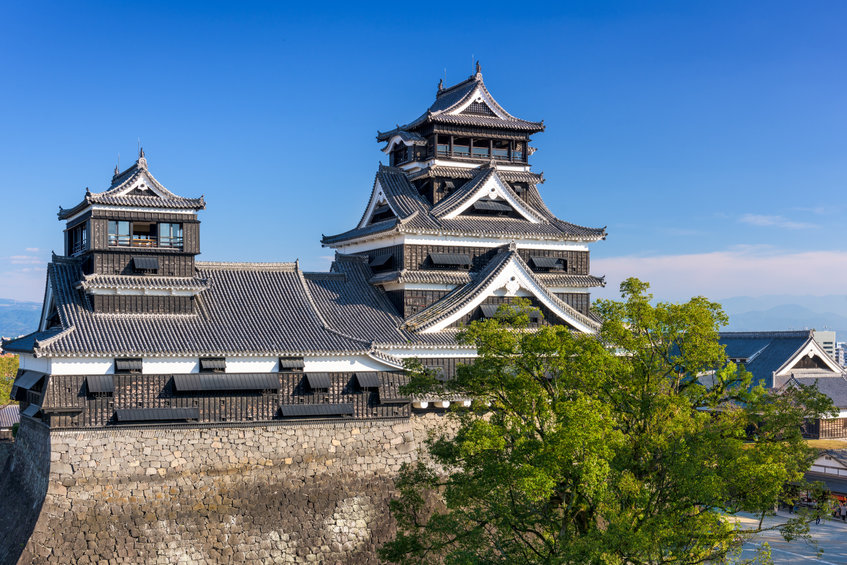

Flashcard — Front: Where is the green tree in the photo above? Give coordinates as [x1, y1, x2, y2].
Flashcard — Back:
[380, 279, 834, 564]
[0, 355, 18, 405]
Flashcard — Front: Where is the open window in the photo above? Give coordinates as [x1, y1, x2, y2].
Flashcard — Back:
[369, 204, 395, 224]
[67, 222, 88, 256]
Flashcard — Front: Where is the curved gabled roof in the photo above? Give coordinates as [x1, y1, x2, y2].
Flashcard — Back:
[402, 247, 601, 334]
[58, 152, 205, 220]
[322, 165, 606, 246]
[376, 68, 544, 142]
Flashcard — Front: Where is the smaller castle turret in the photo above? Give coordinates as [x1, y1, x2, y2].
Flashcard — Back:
[57, 148, 207, 314]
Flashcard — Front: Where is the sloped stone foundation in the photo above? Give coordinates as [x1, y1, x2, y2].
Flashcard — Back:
[0, 414, 447, 564]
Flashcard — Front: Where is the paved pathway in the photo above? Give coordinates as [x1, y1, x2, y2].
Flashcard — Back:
[733, 511, 847, 564]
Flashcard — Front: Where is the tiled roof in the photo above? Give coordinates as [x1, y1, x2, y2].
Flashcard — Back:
[19, 258, 372, 357]
[719, 331, 816, 389]
[782, 373, 847, 409]
[322, 165, 605, 245]
[302, 254, 414, 345]
[402, 248, 600, 333]
[0, 405, 19, 429]
[430, 167, 544, 222]
[369, 270, 473, 286]
[535, 273, 606, 288]
[408, 166, 543, 185]
[58, 157, 205, 220]
[6, 253, 473, 358]
[78, 274, 210, 292]
[377, 71, 544, 141]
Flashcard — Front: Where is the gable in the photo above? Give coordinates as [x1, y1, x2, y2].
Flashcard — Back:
[775, 337, 844, 377]
[438, 171, 544, 223]
[407, 251, 598, 335]
[446, 85, 511, 120]
[357, 179, 399, 228]
[460, 101, 497, 117]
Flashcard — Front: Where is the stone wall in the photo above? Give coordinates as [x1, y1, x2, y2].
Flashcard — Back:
[1, 414, 451, 564]
[0, 417, 52, 564]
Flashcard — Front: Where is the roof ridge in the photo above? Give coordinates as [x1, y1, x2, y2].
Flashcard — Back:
[195, 261, 298, 271]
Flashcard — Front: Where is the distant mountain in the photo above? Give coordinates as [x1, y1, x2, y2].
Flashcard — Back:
[0, 299, 41, 340]
[719, 296, 847, 339]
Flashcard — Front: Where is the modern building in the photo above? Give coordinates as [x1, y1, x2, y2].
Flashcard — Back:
[721, 330, 847, 438]
[3, 65, 606, 430]
[814, 330, 837, 359]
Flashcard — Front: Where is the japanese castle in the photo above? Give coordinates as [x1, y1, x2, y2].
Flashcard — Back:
[5, 65, 606, 428]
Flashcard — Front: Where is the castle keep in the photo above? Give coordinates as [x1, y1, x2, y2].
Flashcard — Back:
[5, 65, 605, 429]
[1, 66, 606, 563]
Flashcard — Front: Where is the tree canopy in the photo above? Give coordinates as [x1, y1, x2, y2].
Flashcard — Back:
[380, 278, 835, 564]
[0, 354, 18, 406]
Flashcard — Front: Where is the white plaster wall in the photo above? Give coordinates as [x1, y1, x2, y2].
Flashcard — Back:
[305, 355, 393, 373]
[17, 354, 51, 374]
[51, 358, 113, 375]
[225, 357, 278, 373]
[143, 357, 198, 374]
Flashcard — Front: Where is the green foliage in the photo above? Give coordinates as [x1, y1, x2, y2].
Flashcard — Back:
[380, 279, 835, 565]
[11, 423, 18, 438]
[0, 355, 19, 406]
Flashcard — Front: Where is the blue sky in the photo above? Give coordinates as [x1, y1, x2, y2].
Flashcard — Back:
[1, 1, 845, 302]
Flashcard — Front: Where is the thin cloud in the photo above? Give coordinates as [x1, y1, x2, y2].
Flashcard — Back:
[739, 214, 817, 230]
[593, 248, 847, 302]
[8, 255, 42, 265]
[24, 247, 40, 253]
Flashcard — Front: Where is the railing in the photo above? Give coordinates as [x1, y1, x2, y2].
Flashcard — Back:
[433, 147, 526, 163]
[108, 235, 183, 249]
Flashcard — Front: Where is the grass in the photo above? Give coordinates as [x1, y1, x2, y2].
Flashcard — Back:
[806, 439, 847, 451]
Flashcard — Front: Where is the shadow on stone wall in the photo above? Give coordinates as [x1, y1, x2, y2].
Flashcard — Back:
[0, 418, 51, 564]
[0, 417, 449, 564]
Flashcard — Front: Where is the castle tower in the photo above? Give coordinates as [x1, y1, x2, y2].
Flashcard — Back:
[322, 65, 606, 333]
[56, 149, 207, 315]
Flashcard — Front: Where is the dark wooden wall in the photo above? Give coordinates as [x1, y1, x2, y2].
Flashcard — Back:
[555, 293, 591, 315]
[401, 245, 589, 274]
[401, 289, 452, 317]
[92, 252, 195, 277]
[92, 295, 194, 314]
[41, 372, 412, 429]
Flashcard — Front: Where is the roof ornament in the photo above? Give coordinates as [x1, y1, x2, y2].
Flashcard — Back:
[475, 60, 482, 77]
[113, 164, 120, 178]
[437, 78, 444, 93]
[137, 146, 147, 169]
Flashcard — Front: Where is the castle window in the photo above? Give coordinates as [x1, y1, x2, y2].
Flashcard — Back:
[513, 141, 525, 161]
[368, 253, 393, 271]
[108, 220, 130, 246]
[493, 139, 510, 159]
[114, 358, 142, 373]
[471, 139, 490, 158]
[279, 357, 305, 371]
[436, 135, 451, 156]
[453, 137, 471, 157]
[429, 253, 471, 270]
[199, 357, 226, 373]
[159, 223, 183, 249]
[531, 256, 565, 271]
[67, 222, 88, 255]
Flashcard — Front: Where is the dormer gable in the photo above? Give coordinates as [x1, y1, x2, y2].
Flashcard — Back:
[431, 167, 545, 223]
[775, 337, 844, 377]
